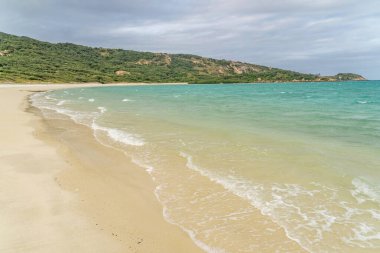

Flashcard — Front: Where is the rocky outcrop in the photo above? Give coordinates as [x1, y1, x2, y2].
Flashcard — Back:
[0, 50, 10, 56]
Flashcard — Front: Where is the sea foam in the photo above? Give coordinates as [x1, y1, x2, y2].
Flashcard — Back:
[91, 122, 144, 146]
[97, 106, 107, 114]
[179, 152, 380, 252]
[351, 178, 380, 204]
[56, 100, 66, 106]
[32, 92, 144, 149]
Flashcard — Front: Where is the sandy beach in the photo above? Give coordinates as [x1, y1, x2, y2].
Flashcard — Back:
[0, 84, 203, 253]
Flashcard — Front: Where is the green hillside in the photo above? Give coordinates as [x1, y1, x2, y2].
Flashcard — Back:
[0, 32, 365, 84]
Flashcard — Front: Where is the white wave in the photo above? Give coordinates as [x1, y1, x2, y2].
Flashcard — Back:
[30, 92, 45, 104]
[179, 152, 338, 252]
[88, 98, 95, 102]
[357, 100, 368, 104]
[53, 107, 96, 125]
[32, 92, 144, 147]
[351, 178, 380, 204]
[179, 153, 290, 237]
[91, 122, 144, 146]
[31, 92, 98, 126]
[57, 100, 66, 106]
[45, 94, 58, 101]
[97, 106, 107, 114]
[179, 152, 304, 251]
[155, 185, 226, 253]
[179, 152, 380, 251]
[343, 223, 380, 247]
[122, 98, 133, 102]
[370, 209, 380, 220]
[131, 158, 154, 174]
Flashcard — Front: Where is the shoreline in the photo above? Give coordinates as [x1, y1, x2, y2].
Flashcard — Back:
[0, 85, 203, 253]
[0, 79, 368, 89]
[0, 82, 190, 88]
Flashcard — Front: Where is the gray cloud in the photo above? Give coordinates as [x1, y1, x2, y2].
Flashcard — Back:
[1, 0, 379, 79]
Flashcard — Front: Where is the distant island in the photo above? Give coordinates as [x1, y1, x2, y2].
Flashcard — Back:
[0, 32, 366, 84]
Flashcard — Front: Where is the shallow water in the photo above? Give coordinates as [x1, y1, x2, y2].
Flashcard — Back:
[32, 81, 380, 252]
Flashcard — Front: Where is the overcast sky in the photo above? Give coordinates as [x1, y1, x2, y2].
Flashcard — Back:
[1, 0, 380, 79]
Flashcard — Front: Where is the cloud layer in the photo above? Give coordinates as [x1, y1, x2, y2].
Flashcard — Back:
[1, 0, 379, 78]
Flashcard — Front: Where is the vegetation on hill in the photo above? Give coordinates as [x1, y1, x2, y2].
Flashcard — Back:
[0, 32, 365, 84]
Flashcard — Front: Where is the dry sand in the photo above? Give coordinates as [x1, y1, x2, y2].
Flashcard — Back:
[0, 84, 203, 253]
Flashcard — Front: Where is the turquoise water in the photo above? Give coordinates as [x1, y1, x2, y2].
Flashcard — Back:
[32, 81, 380, 252]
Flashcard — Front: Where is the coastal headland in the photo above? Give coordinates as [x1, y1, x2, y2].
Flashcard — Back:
[0, 32, 366, 84]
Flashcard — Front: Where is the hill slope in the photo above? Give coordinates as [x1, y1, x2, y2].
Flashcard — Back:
[0, 32, 365, 84]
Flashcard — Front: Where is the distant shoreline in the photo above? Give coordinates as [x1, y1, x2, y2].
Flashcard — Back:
[0, 82, 189, 87]
[0, 79, 369, 88]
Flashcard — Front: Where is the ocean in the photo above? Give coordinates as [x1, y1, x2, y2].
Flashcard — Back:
[32, 81, 380, 252]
